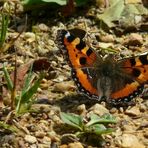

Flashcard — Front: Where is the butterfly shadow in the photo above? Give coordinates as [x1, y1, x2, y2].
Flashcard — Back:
[53, 94, 100, 112]
[35, 93, 136, 113]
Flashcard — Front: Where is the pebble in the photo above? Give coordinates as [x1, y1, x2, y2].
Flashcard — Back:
[125, 106, 141, 116]
[51, 61, 58, 67]
[88, 103, 109, 116]
[24, 135, 37, 144]
[1, 134, 15, 144]
[38, 23, 49, 32]
[53, 82, 75, 93]
[42, 136, 51, 145]
[98, 34, 115, 43]
[40, 83, 49, 90]
[117, 134, 145, 148]
[60, 144, 68, 148]
[30, 144, 37, 148]
[27, 124, 38, 132]
[99, 42, 113, 49]
[68, 142, 84, 148]
[35, 131, 46, 138]
[123, 33, 143, 46]
[77, 104, 87, 116]
[54, 75, 67, 82]
[109, 107, 118, 114]
[48, 39, 55, 46]
[24, 32, 35, 43]
[18, 139, 26, 147]
[139, 104, 147, 112]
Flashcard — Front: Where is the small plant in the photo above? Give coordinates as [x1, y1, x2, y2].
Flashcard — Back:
[60, 112, 116, 146]
[0, 13, 9, 49]
[0, 121, 17, 133]
[21, 0, 89, 7]
[3, 64, 44, 115]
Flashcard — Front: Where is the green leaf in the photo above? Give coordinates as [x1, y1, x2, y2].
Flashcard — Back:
[21, 0, 67, 6]
[101, 113, 116, 121]
[86, 114, 116, 127]
[3, 64, 13, 91]
[88, 124, 114, 135]
[75, 0, 89, 6]
[97, 0, 125, 27]
[21, 74, 43, 103]
[16, 73, 43, 114]
[0, 13, 9, 48]
[60, 112, 83, 131]
[97, 0, 148, 28]
[0, 121, 17, 132]
[119, 3, 148, 27]
[42, 0, 67, 5]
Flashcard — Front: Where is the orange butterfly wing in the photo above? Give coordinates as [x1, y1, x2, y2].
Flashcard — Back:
[111, 53, 148, 104]
[57, 29, 99, 98]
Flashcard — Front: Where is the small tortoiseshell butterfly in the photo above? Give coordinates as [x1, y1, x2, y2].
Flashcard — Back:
[56, 29, 148, 106]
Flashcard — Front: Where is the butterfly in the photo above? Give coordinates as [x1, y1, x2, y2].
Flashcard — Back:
[56, 29, 148, 106]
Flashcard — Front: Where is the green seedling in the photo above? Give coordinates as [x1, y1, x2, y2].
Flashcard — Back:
[3, 64, 44, 115]
[0, 121, 17, 133]
[21, 0, 89, 6]
[0, 13, 9, 49]
[60, 112, 116, 146]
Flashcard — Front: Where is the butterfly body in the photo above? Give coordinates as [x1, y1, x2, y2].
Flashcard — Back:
[56, 29, 148, 106]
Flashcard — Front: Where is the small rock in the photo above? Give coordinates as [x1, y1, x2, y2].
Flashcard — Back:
[48, 39, 55, 46]
[40, 83, 49, 90]
[96, 0, 107, 9]
[35, 131, 46, 138]
[109, 107, 117, 114]
[99, 42, 113, 49]
[68, 142, 84, 148]
[30, 144, 37, 148]
[1, 134, 15, 144]
[31, 104, 52, 113]
[51, 61, 57, 67]
[48, 131, 60, 142]
[117, 134, 145, 148]
[77, 104, 87, 116]
[27, 124, 38, 132]
[24, 135, 37, 144]
[38, 23, 49, 31]
[123, 33, 143, 46]
[60, 144, 68, 148]
[24, 32, 35, 43]
[88, 103, 109, 116]
[42, 136, 51, 145]
[125, 106, 141, 116]
[52, 115, 61, 123]
[53, 81, 75, 93]
[139, 104, 147, 112]
[54, 75, 67, 82]
[98, 34, 114, 43]
[18, 139, 26, 147]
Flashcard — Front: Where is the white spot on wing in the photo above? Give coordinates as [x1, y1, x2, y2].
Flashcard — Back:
[65, 32, 70, 38]
[77, 83, 80, 87]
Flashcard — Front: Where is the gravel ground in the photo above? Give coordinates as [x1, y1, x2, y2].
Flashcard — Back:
[0, 1, 148, 148]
